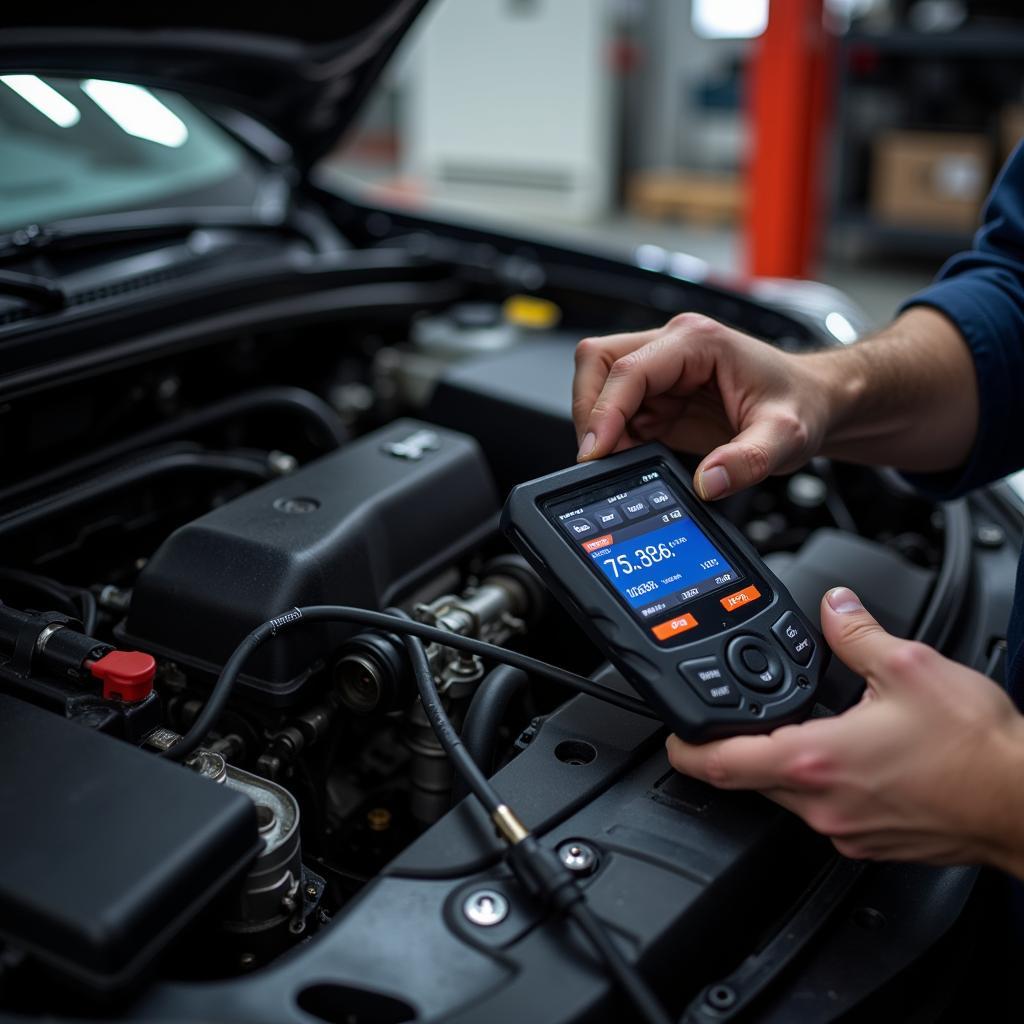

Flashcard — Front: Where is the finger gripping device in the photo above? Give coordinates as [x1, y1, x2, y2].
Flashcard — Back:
[501, 443, 826, 741]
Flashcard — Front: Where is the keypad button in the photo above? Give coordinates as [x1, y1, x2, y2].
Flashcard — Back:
[620, 498, 649, 520]
[720, 585, 762, 612]
[594, 507, 623, 529]
[726, 637, 785, 693]
[772, 611, 815, 666]
[678, 658, 741, 707]
[741, 647, 769, 674]
[651, 613, 698, 641]
[565, 517, 596, 538]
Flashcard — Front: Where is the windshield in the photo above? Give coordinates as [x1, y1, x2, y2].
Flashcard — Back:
[0, 76, 256, 231]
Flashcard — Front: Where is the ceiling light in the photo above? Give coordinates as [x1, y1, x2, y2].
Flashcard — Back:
[82, 80, 188, 148]
[1, 75, 81, 127]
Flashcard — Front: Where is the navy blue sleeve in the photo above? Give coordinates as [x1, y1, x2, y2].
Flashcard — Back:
[898, 142, 1024, 498]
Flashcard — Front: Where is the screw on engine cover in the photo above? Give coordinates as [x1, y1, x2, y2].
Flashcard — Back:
[273, 496, 320, 514]
[705, 984, 738, 1011]
[305, 884, 318, 900]
[557, 840, 598, 876]
[462, 889, 509, 927]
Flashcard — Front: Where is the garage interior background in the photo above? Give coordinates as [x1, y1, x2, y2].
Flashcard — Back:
[323, 0, 1024, 326]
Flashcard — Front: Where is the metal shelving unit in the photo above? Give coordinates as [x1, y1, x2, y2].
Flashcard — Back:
[828, 23, 1024, 262]
[844, 27, 1024, 57]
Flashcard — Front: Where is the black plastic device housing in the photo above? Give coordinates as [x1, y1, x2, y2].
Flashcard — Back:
[501, 443, 826, 741]
[0, 693, 261, 994]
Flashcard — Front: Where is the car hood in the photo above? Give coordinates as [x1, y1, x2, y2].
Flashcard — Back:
[0, 3, 428, 170]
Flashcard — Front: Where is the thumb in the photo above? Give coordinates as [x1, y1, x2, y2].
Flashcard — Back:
[820, 587, 904, 688]
[694, 414, 803, 500]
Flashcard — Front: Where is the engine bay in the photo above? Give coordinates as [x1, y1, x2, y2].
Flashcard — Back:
[0, 247, 1020, 1021]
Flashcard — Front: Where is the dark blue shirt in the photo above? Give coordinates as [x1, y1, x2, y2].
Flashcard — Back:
[898, 142, 1024, 701]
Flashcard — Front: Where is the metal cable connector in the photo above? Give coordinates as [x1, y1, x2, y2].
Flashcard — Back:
[492, 803, 529, 845]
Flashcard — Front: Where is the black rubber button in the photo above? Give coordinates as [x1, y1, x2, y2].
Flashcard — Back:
[678, 658, 741, 707]
[771, 611, 815, 667]
[740, 646, 769, 674]
[726, 636, 785, 693]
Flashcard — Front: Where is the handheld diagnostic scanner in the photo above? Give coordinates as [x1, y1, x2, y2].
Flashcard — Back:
[501, 444, 826, 741]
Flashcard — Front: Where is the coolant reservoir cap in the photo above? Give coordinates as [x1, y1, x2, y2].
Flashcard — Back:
[89, 650, 156, 703]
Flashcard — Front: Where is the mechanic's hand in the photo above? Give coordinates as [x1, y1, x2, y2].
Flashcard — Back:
[666, 587, 1024, 875]
[572, 314, 834, 500]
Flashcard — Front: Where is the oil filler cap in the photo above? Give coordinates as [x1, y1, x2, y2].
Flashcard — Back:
[89, 650, 156, 702]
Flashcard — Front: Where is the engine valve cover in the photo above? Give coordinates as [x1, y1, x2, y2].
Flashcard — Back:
[122, 420, 498, 703]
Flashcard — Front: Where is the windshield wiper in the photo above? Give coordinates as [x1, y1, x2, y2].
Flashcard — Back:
[0, 268, 66, 309]
[0, 206, 295, 264]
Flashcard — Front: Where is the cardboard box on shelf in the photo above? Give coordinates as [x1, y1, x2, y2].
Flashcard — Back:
[870, 131, 991, 232]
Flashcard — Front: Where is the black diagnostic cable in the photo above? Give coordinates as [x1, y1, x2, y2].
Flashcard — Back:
[396, 613, 505, 814]
[453, 665, 529, 803]
[160, 605, 656, 764]
[397, 619, 672, 1024]
[160, 604, 673, 1024]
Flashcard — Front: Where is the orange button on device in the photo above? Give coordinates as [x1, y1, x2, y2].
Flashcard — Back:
[720, 585, 761, 612]
[582, 534, 613, 553]
[651, 613, 698, 641]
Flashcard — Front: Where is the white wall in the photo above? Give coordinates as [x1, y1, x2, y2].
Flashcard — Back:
[403, 0, 615, 221]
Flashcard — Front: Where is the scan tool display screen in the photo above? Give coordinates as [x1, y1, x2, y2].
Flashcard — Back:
[546, 467, 750, 641]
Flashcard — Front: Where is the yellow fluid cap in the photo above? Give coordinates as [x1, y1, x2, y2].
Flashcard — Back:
[502, 294, 561, 330]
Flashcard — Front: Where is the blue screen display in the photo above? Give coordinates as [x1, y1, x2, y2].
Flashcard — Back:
[551, 469, 743, 625]
[588, 518, 737, 616]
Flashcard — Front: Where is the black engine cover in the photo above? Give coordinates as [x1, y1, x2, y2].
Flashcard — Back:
[122, 420, 498, 703]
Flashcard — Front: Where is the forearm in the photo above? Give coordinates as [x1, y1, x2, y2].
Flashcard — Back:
[804, 306, 979, 473]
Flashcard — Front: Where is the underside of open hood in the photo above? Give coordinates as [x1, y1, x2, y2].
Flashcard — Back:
[0, 4, 429, 169]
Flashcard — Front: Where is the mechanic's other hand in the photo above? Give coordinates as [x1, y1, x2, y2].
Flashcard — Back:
[666, 587, 1024, 874]
[572, 315, 833, 500]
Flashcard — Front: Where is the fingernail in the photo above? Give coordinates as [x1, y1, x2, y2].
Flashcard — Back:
[826, 587, 863, 614]
[577, 432, 596, 461]
[697, 465, 730, 500]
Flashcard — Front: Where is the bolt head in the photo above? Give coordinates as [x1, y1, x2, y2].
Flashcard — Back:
[706, 984, 737, 1010]
[462, 889, 509, 927]
[557, 840, 598, 875]
[273, 496, 320, 514]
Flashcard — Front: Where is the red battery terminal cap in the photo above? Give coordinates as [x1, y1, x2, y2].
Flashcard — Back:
[89, 650, 156, 702]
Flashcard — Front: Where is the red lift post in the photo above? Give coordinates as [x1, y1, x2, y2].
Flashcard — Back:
[745, 0, 832, 279]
